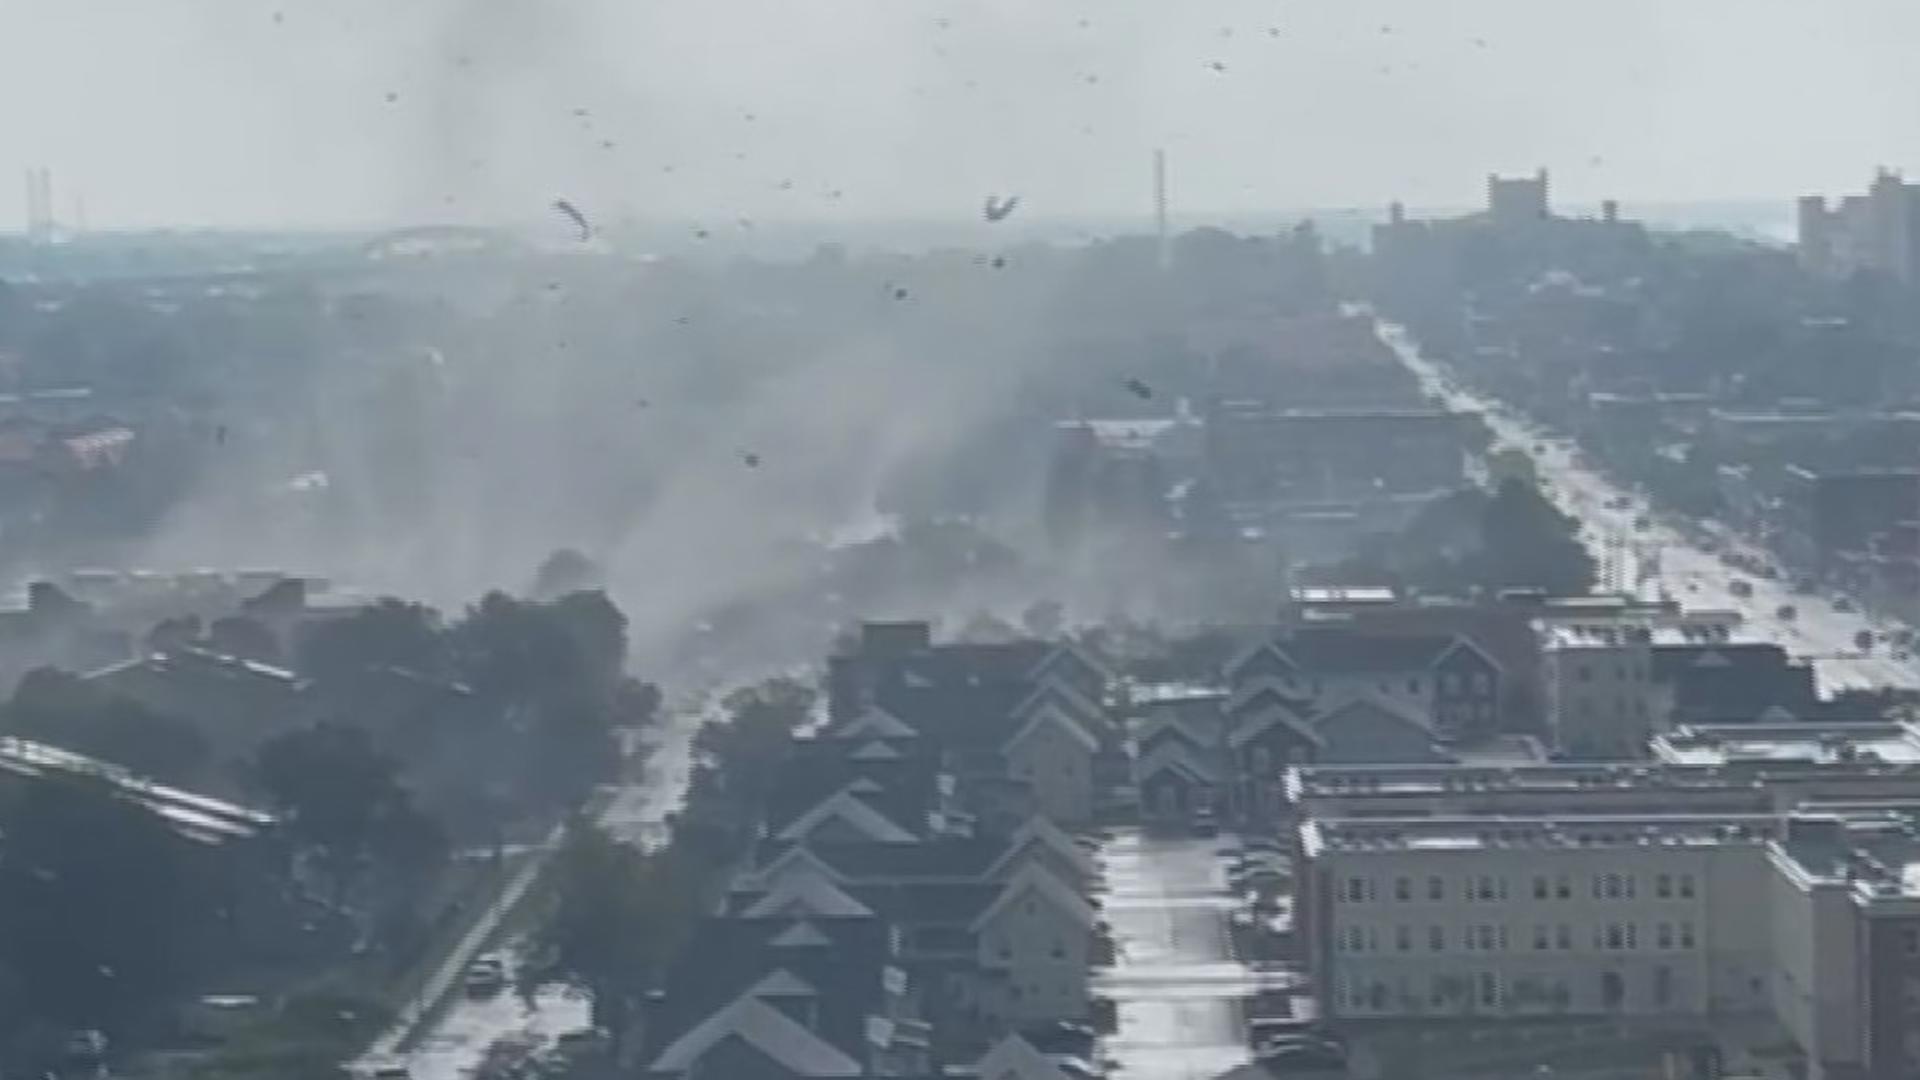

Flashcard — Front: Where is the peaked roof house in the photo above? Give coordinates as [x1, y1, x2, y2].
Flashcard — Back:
[969, 863, 1102, 1025]
[774, 787, 923, 846]
[1000, 700, 1102, 827]
[1135, 739, 1223, 822]
[1228, 627, 1503, 743]
[646, 993, 865, 1079]
[974, 1033, 1075, 1080]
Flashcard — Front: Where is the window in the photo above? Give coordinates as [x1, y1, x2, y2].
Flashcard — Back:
[1658, 923, 1673, 949]
[1601, 971, 1625, 1009]
[1477, 924, 1496, 951]
[1479, 972, 1498, 1007]
[1656, 873, 1672, 899]
[1679, 874, 1695, 899]
[1655, 966, 1673, 1007]
[1533, 924, 1549, 950]
[1606, 924, 1624, 951]
[1624, 875, 1636, 899]
[1050, 941, 1065, 959]
[1532, 876, 1548, 900]
[1396, 925, 1412, 952]
[1625, 923, 1638, 949]
[1556, 875, 1571, 900]
[1346, 877, 1365, 903]
[1407, 677, 1421, 694]
[1429, 925, 1445, 952]
[1577, 665, 1593, 683]
[1477, 875, 1496, 901]
[1590, 875, 1602, 899]
[1556, 924, 1572, 950]
[1680, 922, 1695, 949]
[1906, 928, 1920, 956]
[1395, 876, 1412, 902]
[1474, 673, 1492, 693]
[1428, 876, 1444, 901]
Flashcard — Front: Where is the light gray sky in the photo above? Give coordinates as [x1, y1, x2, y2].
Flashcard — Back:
[5, 0, 1920, 230]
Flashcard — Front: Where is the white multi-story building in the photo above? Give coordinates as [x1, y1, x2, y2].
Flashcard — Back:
[1303, 814, 1778, 1020]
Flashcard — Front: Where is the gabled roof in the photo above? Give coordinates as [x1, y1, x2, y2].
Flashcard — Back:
[826, 706, 918, 740]
[1229, 628, 1471, 681]
[970, 863, 1098, 933]
[748, 845, 849, 887]
[1001, 700, 1099, 755]
[976, 1033, 1072, 1080]
[984, 815, 1098, 882]
[1135, 714, 1215, 753]
[1026, 641, 1112, 689]
[761, 838, 1000, 884]
[747, 968, 819, 998]
[1229, 703, 1324, 750]
[776, 787, 918, 844]
[648, 993, 862, 1077]
[1313, 693, 1434, 737]
[849, 739, 904, 761]
[1135, 740, 1221, 786]
[1011, 676, 1104, 727]
[769, 920, 835, 947]
[742, 869, 876, 919]
[1225, 677, 1313, 719]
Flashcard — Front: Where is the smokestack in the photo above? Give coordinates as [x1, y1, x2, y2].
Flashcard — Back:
[1153, 148, 1169, 270]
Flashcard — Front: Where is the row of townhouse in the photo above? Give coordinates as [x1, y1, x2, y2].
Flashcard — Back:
[638, 622, 1119, 1080]
[1127, 624, 1513, 825]
[1286, 719, 1920, 1080]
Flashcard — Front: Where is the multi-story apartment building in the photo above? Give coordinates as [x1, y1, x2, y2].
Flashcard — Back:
[1303, 813, 1778, 1020]
[1292, 724, 1920, 1080]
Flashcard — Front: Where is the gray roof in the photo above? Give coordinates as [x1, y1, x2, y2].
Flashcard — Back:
[648, 993, 862, 1076]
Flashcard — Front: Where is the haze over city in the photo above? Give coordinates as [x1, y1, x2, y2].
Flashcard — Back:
[6, 0, 1920, 229]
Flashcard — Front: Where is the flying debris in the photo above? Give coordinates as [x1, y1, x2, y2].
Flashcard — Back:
[1206, 60, 1228, 73]
[990, 255, 1007, 269]
[572, 107, 590, 118]
[633, 397, 650, 410]
[383, 90, 399, 103]
[600, 139, 615, 150]
[741, 451, 762, 468]
[1123, 378, 1154, 400]
[1084, 73, 1100, 85]
[552, 198, 591, 240]
[892, 286, 911, 300]
[982, 194, 1020, 223]
[693, 228, 711, 240]
[1267, 26, 1282, 37]
[214, 424, 228, 445]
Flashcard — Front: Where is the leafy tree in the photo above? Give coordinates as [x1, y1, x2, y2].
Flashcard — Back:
[3, 668, 211, 783]
[530, 548, 603, 600]
[295, 599, 449, 684]
[252, 723, 444, 902]
[532, 822, 694, 1041]
[0, 773, 203, 1033]
[1474, 478, 1597, 596]
[206, 615, 284, 664]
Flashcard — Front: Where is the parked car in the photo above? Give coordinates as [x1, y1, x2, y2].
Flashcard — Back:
[1191, 807, 1219, 838]
[465, 954, 507, 996]
[1256, 1039, 1347, 1072]
[1023, 1020, 1098, 1057]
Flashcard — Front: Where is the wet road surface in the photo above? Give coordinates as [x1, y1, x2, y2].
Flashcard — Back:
[1096, 829, 1259, 1080]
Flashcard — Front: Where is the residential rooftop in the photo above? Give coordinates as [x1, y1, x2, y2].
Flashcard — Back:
[1654, 722, 1920, 767]
[1303, 813, 1783, 856]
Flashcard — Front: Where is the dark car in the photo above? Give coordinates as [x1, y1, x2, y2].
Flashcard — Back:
[1256, 1036, 1347, 1072]
[1023, 1020, 1098, 1057]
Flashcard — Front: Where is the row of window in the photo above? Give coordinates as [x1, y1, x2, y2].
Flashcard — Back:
[1573, 662, 1649, 683]
[1334, 920, 1697, 954]
[1335, 966, 1675, 1013]
[1340, 872, 1698, 905]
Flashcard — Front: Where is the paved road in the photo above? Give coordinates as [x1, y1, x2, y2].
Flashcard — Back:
[1095, 830, 1274, 1080]
[1383, 322, 1920, 697]
[374, 688, 720, 1080]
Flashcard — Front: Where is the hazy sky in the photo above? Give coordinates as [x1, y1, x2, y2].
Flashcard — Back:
[5, 0, 1920, 230]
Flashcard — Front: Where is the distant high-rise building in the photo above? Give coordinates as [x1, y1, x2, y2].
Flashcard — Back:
[1153, 148, 1169, 269]
[1798, 168, 1920, 283]
[22, 166, 54, 245]
[1486, 167, 1550, 225]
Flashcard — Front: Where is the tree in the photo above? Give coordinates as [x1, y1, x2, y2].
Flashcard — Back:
[532, 822, 694, 1041]
[1475, 478, 1597, 596]
[530, 548, 603, 600]
[252, 723, 444, 903]
[207, 614, 284, 664]
[0, 774, 203, 1033]
[2, 668, 211, 784]
[295, 599, 449, 684]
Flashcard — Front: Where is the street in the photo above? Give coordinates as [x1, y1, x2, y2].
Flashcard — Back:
[376, 687, 718, 1080]
[1382, 323, 1920, 698]
[1095, 830, 1266, 1080]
